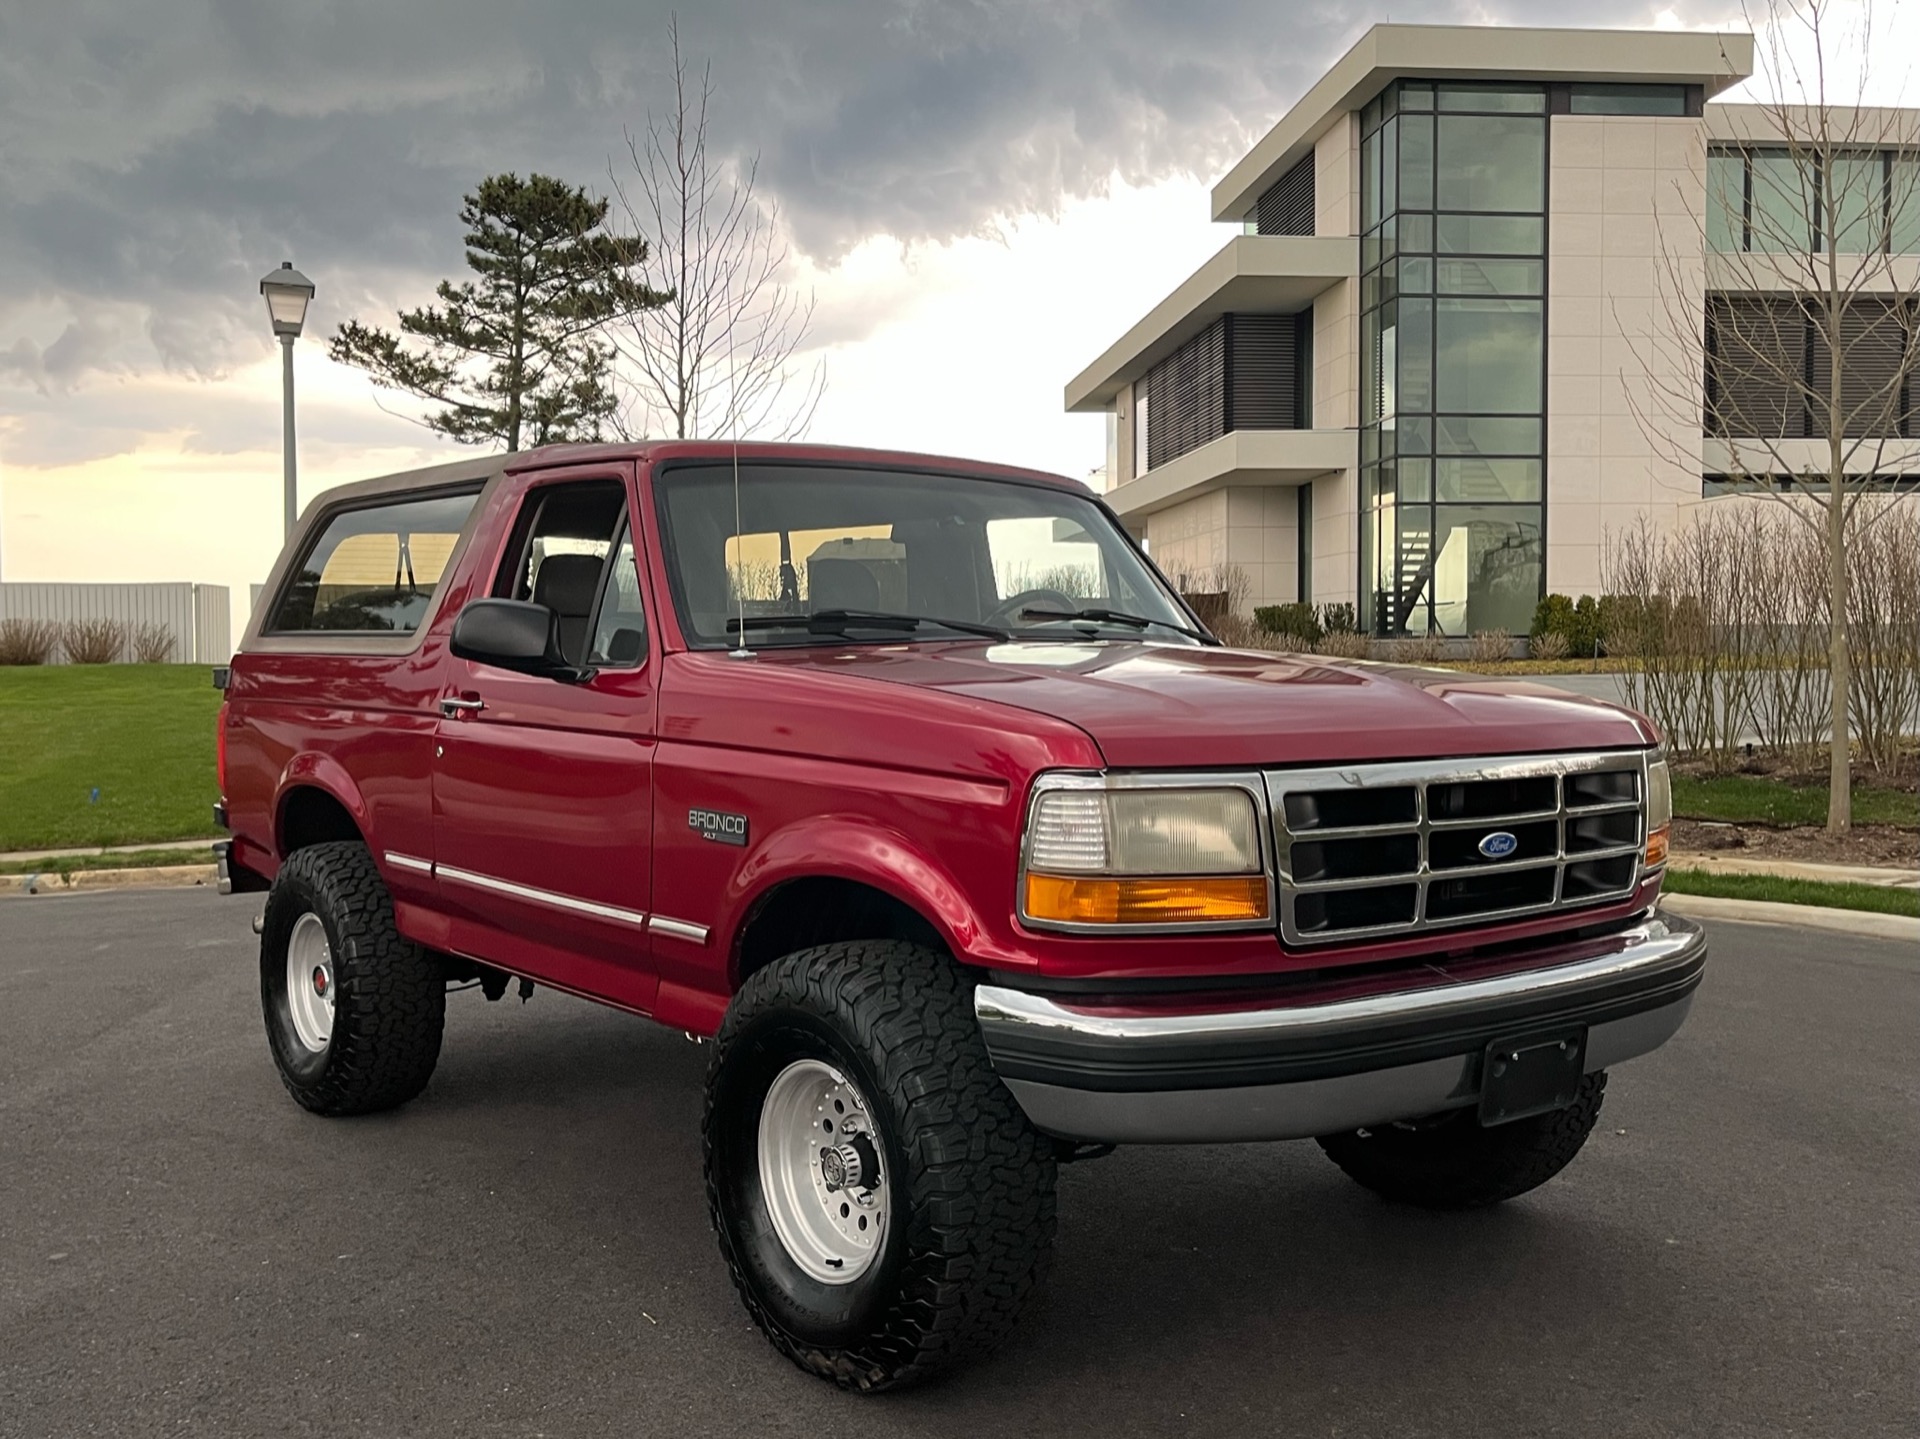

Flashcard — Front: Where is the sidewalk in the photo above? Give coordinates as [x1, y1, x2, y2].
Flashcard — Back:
[0, 837, 219, 864]
[1668, 851, 1919, 889]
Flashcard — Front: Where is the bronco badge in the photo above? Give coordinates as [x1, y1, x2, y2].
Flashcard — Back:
[689, 807, 749, 846]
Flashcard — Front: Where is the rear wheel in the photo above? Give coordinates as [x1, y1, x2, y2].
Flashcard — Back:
[704, 941, 1056, 1391]
[260, 840, 444, 1116]
[1316, 1072, 1607, 1209]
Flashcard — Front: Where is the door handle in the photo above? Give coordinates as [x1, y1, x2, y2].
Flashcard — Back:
[439, 696, 485, 718]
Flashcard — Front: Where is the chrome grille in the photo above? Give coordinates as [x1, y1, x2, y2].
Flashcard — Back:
[1266, 752, 1648, 945]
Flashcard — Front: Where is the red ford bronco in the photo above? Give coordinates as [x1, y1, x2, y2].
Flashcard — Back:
[216, 441, 1704, 1390]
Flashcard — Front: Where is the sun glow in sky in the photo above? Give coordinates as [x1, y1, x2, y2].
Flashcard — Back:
[0, 175, 1222, 642]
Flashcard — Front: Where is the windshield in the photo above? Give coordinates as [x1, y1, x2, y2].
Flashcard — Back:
[653, 462, 1199, 648]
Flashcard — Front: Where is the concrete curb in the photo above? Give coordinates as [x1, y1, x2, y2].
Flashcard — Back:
[1671, 853, 1919, 890]
[1661, 891, 1919, 943]
[1, 864, 218, 897]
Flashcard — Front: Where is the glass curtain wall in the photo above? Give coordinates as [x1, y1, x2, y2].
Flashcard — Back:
[1359, 81, 1547, 636]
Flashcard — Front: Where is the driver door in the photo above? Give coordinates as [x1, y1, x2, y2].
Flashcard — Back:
[431, 466, 660, 1015]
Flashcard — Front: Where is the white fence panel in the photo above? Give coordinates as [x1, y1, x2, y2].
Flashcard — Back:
[0, 583, 233, 664]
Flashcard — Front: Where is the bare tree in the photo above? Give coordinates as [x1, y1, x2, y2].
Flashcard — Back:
[610, 18, 825, 441]
[1628, 0, 1920, 832]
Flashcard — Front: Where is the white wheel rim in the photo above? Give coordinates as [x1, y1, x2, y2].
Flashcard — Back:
[757, 1058, 889, 1285]
[285, 912, 335, 1054]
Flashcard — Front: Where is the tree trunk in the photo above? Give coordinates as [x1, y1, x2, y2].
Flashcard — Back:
[1825, 469, 1850, 835]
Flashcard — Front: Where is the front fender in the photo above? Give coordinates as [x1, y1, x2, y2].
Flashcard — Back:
[723, 814, 993, 978]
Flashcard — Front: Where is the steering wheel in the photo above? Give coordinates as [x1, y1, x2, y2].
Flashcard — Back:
[986, 588, 1081, 629]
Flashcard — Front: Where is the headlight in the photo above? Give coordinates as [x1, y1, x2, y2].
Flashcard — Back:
[1644, 751, 1672, 868]
[1022, 781, 1270, 927]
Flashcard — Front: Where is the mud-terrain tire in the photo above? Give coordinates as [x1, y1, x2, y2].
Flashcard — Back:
[260, 840, 444, 1116]
[704, 941, 1056, 1392]
[1316, 1072, 1607, 1209]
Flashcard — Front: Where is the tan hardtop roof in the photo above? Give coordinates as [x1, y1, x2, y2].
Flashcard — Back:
[299, 440, 1086, 520]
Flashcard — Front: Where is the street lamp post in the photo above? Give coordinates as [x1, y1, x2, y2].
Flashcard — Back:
[259, 262, 316, 539]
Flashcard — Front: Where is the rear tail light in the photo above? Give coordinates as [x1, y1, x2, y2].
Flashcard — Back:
[216, 701, 229, 793]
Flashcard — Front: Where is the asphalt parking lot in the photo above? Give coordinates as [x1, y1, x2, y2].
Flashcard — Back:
[1, 889, 1913, 1438]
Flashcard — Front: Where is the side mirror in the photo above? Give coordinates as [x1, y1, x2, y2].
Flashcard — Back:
[450, 599, 592, 682]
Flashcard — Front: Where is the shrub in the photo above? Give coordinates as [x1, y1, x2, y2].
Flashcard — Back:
[1384, 633, 1450, 665]
[0, 618, 62, 665]
[1470, 630, 1514, 664]
[1319, 601, 1358, 635]
[61, 618, 126, 665]
[1530, 630, 1570, 661]
[1315, 630, 1376, 659]
[1253, 602, 1323, 649]
[1530, 592, 1605, 658]
[1209, 613, 1262, 648]
[129, 622, 177, 664]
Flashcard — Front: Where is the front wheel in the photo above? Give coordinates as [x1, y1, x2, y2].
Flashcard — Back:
[1316, 1072, 1607, 1209]
[704, 941, 1056, 1391]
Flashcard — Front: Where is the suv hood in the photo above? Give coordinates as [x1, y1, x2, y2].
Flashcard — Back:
[758, 640, 1653, 768]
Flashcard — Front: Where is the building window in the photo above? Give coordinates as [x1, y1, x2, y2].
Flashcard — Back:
[1359, 80, 1547, 636]
[1567, 84, 1689, 115]
[1708, 147, 1920, 253]
[1297, 483, 1314, 603]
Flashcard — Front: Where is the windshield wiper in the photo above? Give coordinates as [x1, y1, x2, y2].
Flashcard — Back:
[1017, 606, 1215, 644]
[728, 609, 1010, 640]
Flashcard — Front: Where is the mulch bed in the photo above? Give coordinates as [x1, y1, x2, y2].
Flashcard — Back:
[1672, 816, 1919, 870]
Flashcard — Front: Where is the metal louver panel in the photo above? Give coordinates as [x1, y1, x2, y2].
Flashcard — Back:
[1256, 155, 1316, 236]
[1808, 298, 1918, 438]
[1146, 319, 1227, 469]
[1706, 295, 1804, 438]
[1229, 315, 1301, 430]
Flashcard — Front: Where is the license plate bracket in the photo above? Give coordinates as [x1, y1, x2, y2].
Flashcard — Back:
[1479, 1029, 1587, 1126]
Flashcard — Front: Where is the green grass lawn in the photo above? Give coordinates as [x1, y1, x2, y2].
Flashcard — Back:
[1673, 773, 1919, 828]
[0, 666, 221, 851]
[1665, 868, 1920, 918]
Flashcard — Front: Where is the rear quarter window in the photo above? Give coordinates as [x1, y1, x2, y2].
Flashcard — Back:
[268, 488, 481, 634]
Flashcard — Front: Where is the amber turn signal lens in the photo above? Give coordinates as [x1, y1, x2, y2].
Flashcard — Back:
[1644, 824, 1670, 869]
[1024, 873, 1270, 925]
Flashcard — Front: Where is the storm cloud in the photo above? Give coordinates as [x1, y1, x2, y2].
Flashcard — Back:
[1, 1, 1733, 401]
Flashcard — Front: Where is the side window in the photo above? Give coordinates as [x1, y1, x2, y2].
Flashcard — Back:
[494, 480, 625, 666]
[587, 521, 648, 667]
[269, 488, 480, 634]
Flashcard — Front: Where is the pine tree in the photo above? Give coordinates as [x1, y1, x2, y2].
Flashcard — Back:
[331, 173, 668, 451]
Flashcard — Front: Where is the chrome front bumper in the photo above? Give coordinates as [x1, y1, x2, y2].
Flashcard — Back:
[974, 912, 1706, 1145]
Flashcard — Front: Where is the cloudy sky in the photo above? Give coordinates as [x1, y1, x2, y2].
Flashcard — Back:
[1, 0, 1898, 631]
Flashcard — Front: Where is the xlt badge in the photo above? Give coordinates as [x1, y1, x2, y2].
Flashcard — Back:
[689, 807, 749, 847]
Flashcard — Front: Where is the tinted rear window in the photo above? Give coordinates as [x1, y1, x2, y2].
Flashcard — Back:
[268, 489, 481, 634]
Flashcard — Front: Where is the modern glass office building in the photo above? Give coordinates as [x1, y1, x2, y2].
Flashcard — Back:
[1066, 24, 1919, 633]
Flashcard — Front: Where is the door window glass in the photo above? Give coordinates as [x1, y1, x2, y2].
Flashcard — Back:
[269, 488, 480, 634]
[496, 480, 625, 666]
[587, 522, 649, 666]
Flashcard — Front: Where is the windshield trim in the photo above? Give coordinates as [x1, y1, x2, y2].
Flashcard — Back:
[647, 457, 1207, 652]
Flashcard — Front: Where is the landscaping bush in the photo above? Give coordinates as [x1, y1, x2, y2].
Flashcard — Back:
[129, 622, 177, 665]
[1530, 630, 1570, 661]
[1315, 630, 1376, 659]
[1319, 602, 1358, 635]
[1530, 593, 1606, 658]
[1383, 633, 1450, 665]
[1470, 630, 1514, 664]
[61, 619, 126, 665]
[1253, 602, 1323, 649]
[0, 618, 61, 666]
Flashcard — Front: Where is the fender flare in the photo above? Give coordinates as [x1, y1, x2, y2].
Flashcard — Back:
[272, 751, 373, 856]
[721, 814, 990, 982]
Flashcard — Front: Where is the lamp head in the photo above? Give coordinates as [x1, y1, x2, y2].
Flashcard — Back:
[259, 261, 315, 338]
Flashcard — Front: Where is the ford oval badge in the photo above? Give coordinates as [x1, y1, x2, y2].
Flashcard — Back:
[1478, 831, 1519, 860]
